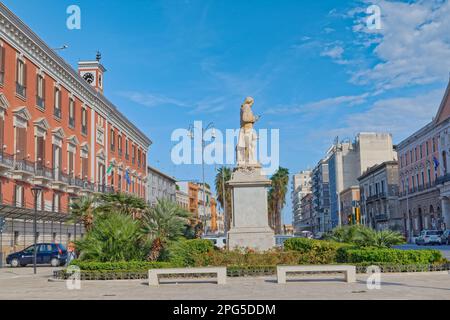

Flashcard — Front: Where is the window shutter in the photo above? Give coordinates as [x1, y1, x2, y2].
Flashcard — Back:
[15, 58, 19, 83]
[0, 46, 5, 73]
[23, 63, 27, 88]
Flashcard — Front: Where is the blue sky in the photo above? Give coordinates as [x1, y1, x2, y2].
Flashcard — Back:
[4, 0, 450, 224]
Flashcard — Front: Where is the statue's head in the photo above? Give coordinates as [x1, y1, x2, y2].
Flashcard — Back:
[243, 96, 254, 107]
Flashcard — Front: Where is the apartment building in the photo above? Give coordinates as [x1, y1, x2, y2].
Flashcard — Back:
[146, 166, 176, 206]
[0, 4, 151, 261]
[291, 170, 312, 233]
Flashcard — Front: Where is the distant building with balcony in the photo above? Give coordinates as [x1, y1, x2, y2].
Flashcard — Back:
[397, 80, 450, 240]
[328, 133, 397, 229]
[291, 170, 312, 234]
[0, 4, 151, 263]
[358, 161, 401, 231]
[311, 158, 330, 234]
[146, 166, 176, 206]
[299, 193, 313, 232]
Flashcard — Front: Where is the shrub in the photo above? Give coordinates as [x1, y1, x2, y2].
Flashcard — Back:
[167, 239, 214, 267]
[75, 212, 148, 262]
[283, 238, 349, 264]
[69, 260, 173, 271]
[325, 225, 405, 248]
[336, 247, 445, 264]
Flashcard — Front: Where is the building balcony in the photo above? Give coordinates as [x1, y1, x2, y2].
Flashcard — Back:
[67, 177, 83, 194]
[0, 152, 14, 173]
[16, 82, 26, 98]
[33, 165, 53, 185]
[374, 214, 389, 222]
[79, 180, 94, 195]
[53, 107, 62, 119]
[95, 184, 115, 194]
[436, 174, 450, 185]
[36, 96, 45, 109]
[50, 170, 69, 190]
[12, 159, 35, 180]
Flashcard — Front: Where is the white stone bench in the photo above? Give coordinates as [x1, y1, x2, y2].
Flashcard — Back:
[277, 265, 356, 284]
[148, 267, 227, 286]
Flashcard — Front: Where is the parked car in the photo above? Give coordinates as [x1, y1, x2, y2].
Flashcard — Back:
[415, 230, 442, 245]
[6, 243, 67, 267]
[297, 231, 313, 239]
[440, 230, 450, 245]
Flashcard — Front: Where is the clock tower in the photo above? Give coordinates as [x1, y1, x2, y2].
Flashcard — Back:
[78, 51, 106, 94]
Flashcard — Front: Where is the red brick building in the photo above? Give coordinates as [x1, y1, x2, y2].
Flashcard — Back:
[0, 4, 151, 259]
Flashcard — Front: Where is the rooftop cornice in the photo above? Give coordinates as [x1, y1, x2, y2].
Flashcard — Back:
[0, 3, 152, 149]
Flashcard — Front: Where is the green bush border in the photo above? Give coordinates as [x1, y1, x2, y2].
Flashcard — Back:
[54, 262, 450, 280]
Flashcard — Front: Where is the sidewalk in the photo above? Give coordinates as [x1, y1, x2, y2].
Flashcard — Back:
[0, 267, 449, 300]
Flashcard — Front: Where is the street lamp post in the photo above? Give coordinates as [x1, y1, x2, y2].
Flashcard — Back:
[188, 122, 215, 236]
[31, 185, 43, 275]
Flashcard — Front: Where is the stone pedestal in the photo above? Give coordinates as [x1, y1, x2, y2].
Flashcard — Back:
[227, 165, 275, 251]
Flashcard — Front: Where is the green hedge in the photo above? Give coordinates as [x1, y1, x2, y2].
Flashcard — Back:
[283, 238, 350, 264]
[69, 260, 173, 271]
[336, 247, 445, 264]
[167, 239, 214, 267]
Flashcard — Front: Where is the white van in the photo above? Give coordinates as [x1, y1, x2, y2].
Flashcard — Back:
[202, 236, 227, 249]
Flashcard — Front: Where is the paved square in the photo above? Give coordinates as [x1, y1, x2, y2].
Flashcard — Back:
[0, 267, 449, 300]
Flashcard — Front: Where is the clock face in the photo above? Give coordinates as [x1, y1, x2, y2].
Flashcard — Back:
[82, 72, 95, 85]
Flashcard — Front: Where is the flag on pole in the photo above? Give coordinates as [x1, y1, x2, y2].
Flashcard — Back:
[433, 156, 440, 170]
[125, 169, 131, 185]
[106, 162, 114, 176]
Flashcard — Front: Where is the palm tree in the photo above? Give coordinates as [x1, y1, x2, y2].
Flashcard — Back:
[75, 211, 145, 262]
[141, 199, 191, 261]
[69, 195, 98, 231]
[97, 192, 148, 218]
[355, 228, 405, 248]
[215, 166, 232, 232]
[268, 167, 289, 234]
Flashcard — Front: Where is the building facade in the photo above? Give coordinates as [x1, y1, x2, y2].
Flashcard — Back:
[299, 193, 313, 232]
[175, 189, 189, 211]
[311, 158, 330, 234]
[291, 170, 312, 233]
[328, 133, 396, 228]
[146, 166, 176, 206]
[358, 161, 401, 231]
[0, 4, 151, 263]
[339, 186, 360, 226]
[398, 80, 450, 240]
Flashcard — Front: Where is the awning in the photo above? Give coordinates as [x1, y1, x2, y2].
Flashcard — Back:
[0, 204, 78, 223]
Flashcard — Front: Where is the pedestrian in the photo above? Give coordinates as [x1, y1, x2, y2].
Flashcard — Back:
[66, 242, 77, 266]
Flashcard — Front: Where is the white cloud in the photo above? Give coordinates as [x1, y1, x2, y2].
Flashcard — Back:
[264, 92, 370, 115]
[350, 0, 450, 90]
[327, 89, 444, 142]
[119, 91, 188, 108]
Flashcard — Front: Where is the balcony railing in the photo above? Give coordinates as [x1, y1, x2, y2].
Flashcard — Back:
[53, 170, 69, 184]
[54, 107, 62, 119]
[35, 165, 53, 180]
[374, 214, 388, 221]
[0, 152, 14, 168]
[36, 96, 45, 109]
[436, 174, 450, 185]
[13, 159, 35, 173]
[16, 82, 26, 98]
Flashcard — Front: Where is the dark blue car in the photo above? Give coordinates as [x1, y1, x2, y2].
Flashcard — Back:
[6, 243, 67, 267]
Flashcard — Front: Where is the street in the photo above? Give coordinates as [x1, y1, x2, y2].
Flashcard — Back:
[394, 244, 450, 260]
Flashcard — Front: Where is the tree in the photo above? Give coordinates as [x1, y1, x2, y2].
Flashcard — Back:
[75, 211, 145, 262]
[215, 166, 232, 232]
[97, 192, 148, 218]
[141, 199, 191, 261]
[69, 195, 98, 231]
[326, 225, 405, 248]
[267, 167, 289, 234]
